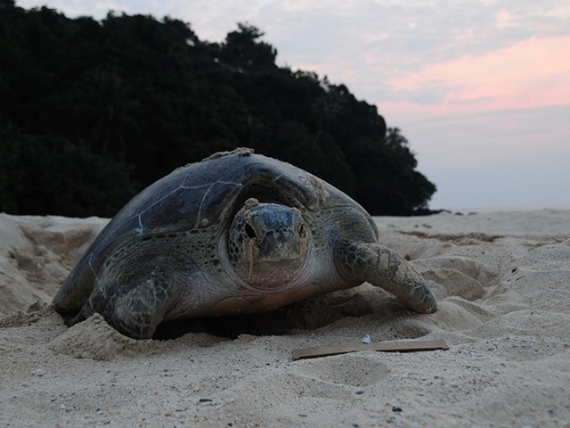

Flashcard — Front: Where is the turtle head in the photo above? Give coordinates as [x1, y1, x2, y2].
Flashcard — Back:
[228, 198, 309, 289]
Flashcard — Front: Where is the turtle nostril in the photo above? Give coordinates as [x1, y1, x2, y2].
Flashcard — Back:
[245, 224, 256, 239]
[275, 228, 289, 241]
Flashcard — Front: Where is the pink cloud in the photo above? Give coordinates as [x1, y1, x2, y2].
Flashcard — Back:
[387, 36, 570, 114]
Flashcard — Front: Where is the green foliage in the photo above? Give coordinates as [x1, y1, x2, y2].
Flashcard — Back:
[0, 4, 436, 216]
[0, 120, 21, 213]
[0, 119, 136, 217]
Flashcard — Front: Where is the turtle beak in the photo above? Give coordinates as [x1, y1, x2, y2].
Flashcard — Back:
[259, 226, 302, 261]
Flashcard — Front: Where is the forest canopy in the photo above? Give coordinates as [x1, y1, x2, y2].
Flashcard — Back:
[0, 0, 436, 216]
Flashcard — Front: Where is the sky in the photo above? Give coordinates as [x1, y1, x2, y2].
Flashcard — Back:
[17, 0, 570, 211]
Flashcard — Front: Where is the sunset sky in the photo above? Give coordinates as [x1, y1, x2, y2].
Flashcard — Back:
[17, 0, 570, 210]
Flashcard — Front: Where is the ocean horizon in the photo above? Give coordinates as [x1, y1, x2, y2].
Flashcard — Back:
[437, 204, 570, 214]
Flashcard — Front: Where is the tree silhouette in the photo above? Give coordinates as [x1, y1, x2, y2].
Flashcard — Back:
[221, 23, 277, 71]
[0, 6, 437, 216]
[73, 68, 141, 157]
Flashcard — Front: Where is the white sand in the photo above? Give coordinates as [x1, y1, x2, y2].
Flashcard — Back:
[1, 209, 569, 427]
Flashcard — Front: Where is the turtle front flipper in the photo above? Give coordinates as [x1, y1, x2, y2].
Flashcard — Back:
[75, 272, 174, 340]
[108, 277, 173, 339]
[335, 241, 437, 314]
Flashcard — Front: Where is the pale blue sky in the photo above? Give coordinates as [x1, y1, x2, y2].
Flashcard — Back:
[17, 0, 570, 210]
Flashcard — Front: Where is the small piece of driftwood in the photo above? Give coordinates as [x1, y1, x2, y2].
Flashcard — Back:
[292, 339, 449, 361]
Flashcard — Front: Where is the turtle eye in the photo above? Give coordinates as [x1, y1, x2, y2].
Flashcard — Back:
[245, 224, 256, 239]
[298, 223, 306, 238]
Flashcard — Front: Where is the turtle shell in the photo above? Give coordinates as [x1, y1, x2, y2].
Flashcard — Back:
[53, 148, 374, 312]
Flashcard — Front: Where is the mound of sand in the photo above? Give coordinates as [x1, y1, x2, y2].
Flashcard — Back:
[1, 210, 569, 426]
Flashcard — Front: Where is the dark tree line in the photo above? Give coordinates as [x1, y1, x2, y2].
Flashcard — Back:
[0, 0, 436, 217]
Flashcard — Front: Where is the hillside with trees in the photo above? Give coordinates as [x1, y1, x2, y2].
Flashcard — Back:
[0, 0, 436, 216]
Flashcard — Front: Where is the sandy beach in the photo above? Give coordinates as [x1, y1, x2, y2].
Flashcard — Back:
[1, 209, 569, 427]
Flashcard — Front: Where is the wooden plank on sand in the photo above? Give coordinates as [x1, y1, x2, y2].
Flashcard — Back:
[292, 339, 449, 361]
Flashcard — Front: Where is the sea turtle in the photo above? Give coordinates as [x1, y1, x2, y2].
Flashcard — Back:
[53, 148, 437, 339]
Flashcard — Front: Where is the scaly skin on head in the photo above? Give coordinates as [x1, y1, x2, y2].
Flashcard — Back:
[228, 198, 309, 290]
